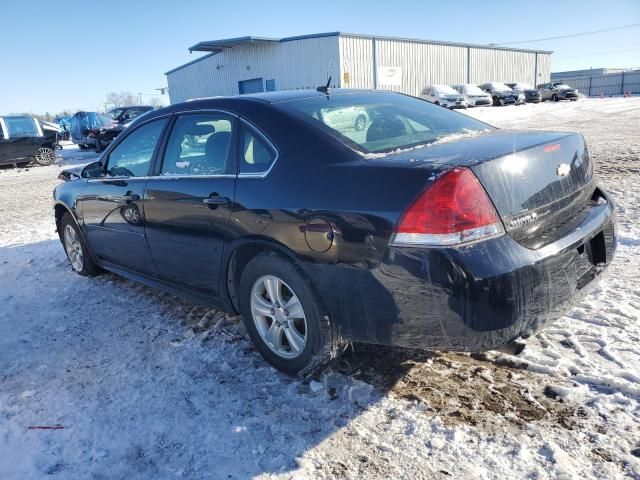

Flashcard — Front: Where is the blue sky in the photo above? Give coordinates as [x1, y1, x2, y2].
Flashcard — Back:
[1, 0, 638, 114]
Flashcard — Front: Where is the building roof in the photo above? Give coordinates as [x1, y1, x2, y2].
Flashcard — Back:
[167, 31, 552, 75]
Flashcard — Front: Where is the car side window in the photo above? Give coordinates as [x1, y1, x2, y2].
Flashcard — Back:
[161, 113, 234, 176]
[106, 117, 168, 177]
[239, 124, 276, 174]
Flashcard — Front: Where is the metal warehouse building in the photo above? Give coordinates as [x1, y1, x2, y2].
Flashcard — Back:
[165, 32, 551, 104]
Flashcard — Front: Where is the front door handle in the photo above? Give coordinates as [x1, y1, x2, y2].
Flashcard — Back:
[202, 195, 230, 205]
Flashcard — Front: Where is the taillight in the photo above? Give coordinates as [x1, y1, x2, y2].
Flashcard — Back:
[391, 167, 504, 246]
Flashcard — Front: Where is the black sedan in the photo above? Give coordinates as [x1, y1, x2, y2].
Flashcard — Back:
[53, 89, 617, 375]
[506, 83, 542, 103]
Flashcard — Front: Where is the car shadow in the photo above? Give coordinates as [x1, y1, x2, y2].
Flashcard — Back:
[0, 238, 578, 478]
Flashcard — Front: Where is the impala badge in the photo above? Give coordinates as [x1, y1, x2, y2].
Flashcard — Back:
[557, 163, 571, 177]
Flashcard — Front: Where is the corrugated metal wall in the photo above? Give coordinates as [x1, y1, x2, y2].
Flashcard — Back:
[469, 48, 538, 86]
[167, 36, 340, 103]
[338, 36, 373, 89]
[558, 71, 640, 96]
[168, 35, 551, 103]
[339, 35, 549, 96]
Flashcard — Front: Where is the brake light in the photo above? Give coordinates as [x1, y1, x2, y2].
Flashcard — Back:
[391, 167, 504, 246]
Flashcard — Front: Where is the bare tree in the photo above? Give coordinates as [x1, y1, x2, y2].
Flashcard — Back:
[106, 91, 139, 108]
[148, 97, 165, 109]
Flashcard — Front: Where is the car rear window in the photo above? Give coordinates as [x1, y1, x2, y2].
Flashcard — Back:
[277, 92, 493, 155]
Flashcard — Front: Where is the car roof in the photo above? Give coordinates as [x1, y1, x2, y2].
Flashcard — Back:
[186, 88, 381, 105]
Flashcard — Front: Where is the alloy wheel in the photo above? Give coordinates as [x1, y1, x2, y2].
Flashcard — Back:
[36, 147, 55, 166]
[64, 224, 84, 272]
[250, 275, 308, 359]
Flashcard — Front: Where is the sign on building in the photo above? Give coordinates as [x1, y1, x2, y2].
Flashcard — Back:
[378, 66, 402, 86]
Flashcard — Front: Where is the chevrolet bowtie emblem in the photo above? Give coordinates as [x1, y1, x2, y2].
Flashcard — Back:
[556, 163, 571, 176]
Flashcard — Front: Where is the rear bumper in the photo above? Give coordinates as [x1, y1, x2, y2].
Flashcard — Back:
[309, 192, 617, 351]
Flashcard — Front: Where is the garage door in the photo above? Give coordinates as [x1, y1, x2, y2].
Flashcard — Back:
[238, 78, 264, 94]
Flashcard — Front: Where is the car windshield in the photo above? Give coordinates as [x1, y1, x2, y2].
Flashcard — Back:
[491, 83, 512, 92]
[553, 83, 572, 89]
[464, 85, 486, 95]
[278, 92, 494, 155]
[3, 116, 40, 138]
[433, 85, 458, 95]
[110, 109, 126, 120]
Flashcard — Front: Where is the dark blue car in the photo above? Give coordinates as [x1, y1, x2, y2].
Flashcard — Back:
[53, 89, 617, 375]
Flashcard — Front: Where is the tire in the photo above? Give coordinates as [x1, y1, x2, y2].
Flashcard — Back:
[34, 146, 56, 166]
[552, 94, 559, 102]
[239, 252, 343, 376]
[60, 213, 101, 277]
[354, 114, 367, 131]
[492, 96, 500, 107]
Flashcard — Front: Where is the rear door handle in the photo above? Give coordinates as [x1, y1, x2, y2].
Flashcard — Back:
[202, 195, 230, 205]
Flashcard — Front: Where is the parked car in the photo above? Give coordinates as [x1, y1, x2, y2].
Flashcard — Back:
[451, 84, 492, 107]
[101, 106, 155, 145]
[53, 89, 617, 375]
[478, 83, 520, 106]
[539, 82, 580, 102]
[0, 115, 59, 166]
[505, 83, 542, 103]
[420, 85, 468, 109]
[69, 111, 114, 152]
[315, 105, 369, 131]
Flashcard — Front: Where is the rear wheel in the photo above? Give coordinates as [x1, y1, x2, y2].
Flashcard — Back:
[60, 213, 100, 276]
[239, 253, 342, 376]
[492, 96, 500, 106]
[34, 146, 55, 166]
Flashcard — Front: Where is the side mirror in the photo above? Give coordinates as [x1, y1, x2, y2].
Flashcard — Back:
[81, 161, 105, 178]
[58, 169, 80, 181]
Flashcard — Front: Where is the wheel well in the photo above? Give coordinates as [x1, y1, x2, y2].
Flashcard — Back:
[226, 241, 298, 313]
[54, 204, 70, 240]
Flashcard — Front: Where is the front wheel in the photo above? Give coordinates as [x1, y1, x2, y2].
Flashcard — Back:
[34, 146, 55, 166]
[239, 253, 343, 376]
[552, 94, 559, 102]
[492, 96, 500, 106]
[61, 213, 101, 276]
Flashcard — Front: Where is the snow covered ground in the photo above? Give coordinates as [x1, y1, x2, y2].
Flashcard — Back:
[0, 98, 639, 479]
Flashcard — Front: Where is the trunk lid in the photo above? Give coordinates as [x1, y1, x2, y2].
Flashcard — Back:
[468, 132, 594, 244]
[366, 130, 595, 247]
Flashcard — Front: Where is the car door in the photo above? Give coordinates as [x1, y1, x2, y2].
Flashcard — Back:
[79, 116, 169, 275]
[143, 112, 237, 294]
[541, 83, 552, 100]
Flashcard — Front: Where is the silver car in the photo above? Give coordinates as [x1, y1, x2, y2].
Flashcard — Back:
[451, 84, 492, 107]
[420, 85, 468, 109]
